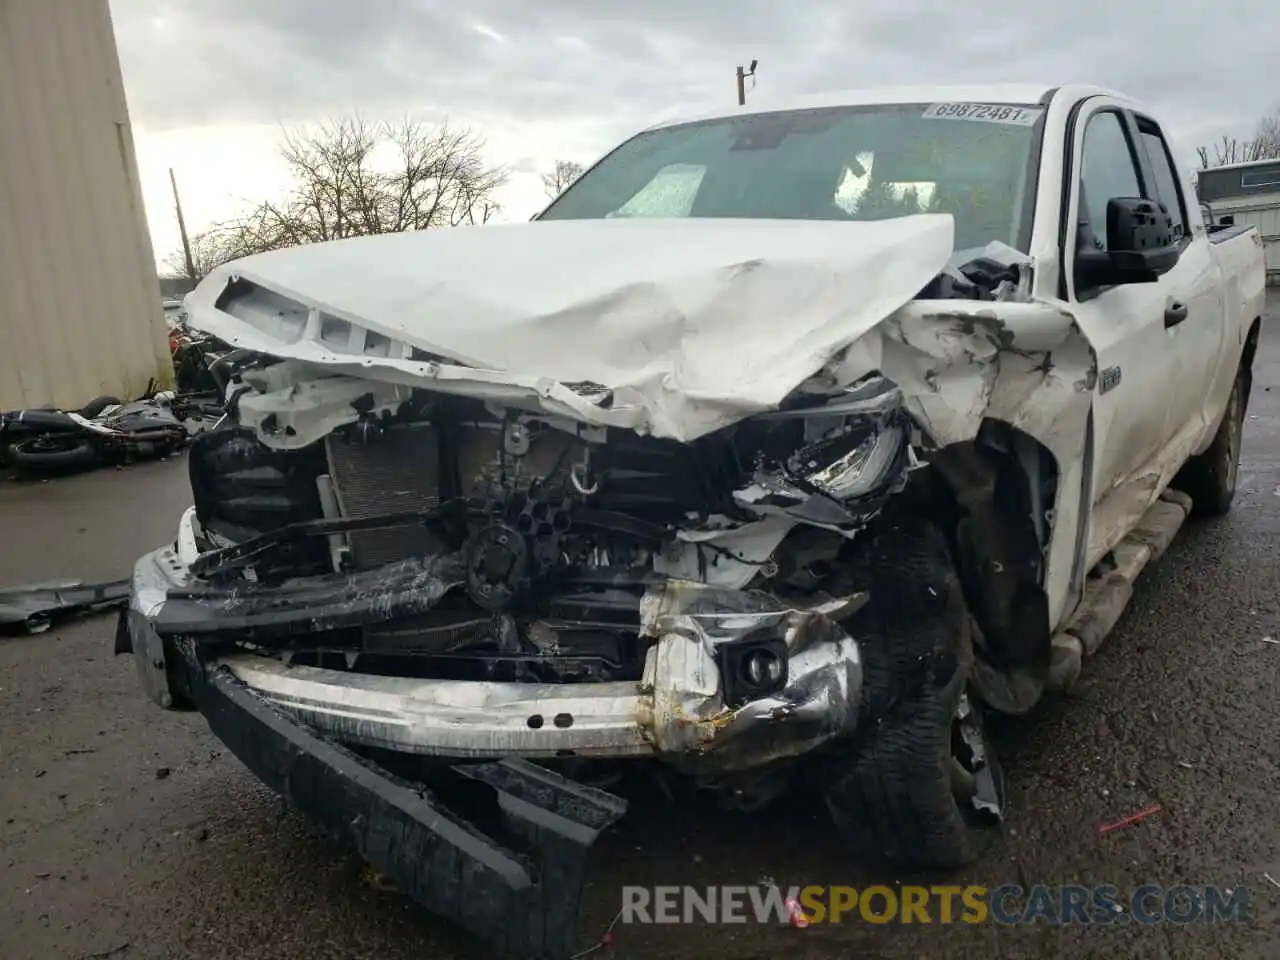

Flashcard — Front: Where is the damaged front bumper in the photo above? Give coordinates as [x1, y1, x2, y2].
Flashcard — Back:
[125, 538, 864, 773]
[120, 531, 863, 957]
[189, 664, 627, 959]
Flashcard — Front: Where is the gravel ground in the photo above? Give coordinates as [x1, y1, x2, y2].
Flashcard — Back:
[2, 303, 1278, 960]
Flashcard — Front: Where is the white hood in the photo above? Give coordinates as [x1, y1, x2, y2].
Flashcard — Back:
[186, 216, 954, 442]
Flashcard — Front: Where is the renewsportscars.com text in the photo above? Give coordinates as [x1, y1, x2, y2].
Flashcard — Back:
[621, 884, 1249, 926]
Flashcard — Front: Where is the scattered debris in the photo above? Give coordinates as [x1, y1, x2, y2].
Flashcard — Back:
[568, 907, 624, 959]
[154, 767, 171, 780]
[359, 866, 399, 893]
[1099, 803, 1163, 834]
[1261, 636, 1278, 645]
[1177, 761, 1195, 769]
[33, 769, 46, 779]
[0, 579, 129, 636]
[82, 944, 130, 960]
[785, 897, 811, 928]
[1263, 873, 1280, 892]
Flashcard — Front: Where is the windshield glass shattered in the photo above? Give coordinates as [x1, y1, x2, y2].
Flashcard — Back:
[539, 102, 1043, 252]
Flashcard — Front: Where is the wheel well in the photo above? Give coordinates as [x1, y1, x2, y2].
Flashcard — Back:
[896, 420, 1057, 704]
[1240, 316, 1261, 415]
[1243, 316, 1262, 373]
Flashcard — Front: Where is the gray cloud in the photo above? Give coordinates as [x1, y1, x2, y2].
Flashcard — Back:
[111, 0, 1277, 158]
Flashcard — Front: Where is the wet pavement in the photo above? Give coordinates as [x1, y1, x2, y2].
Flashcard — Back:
[2, 302, 1278, 960]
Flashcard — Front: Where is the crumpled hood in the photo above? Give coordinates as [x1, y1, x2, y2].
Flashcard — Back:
[186, 216, 955, 442]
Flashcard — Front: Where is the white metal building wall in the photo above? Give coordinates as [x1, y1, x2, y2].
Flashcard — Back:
[0, 0, 173, 411]
[1211, 198, 1280, 283]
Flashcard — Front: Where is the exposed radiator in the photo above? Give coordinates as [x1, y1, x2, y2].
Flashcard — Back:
[324, 425, 441, 570]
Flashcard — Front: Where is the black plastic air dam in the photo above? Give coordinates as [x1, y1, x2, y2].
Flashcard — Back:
[193, 667, 627, 959]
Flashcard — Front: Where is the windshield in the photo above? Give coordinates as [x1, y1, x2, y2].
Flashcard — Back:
[539, 102, 1043, 252]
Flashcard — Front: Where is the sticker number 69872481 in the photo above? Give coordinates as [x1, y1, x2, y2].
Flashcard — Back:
[921, 103, 1044, 126]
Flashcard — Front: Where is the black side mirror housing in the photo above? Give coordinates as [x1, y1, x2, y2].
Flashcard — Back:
[1105, 197, 1180, 279]
[1075, 197, 1180, 291]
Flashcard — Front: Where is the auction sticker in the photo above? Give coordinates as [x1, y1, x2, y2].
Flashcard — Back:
[922, 103, 1043, 125]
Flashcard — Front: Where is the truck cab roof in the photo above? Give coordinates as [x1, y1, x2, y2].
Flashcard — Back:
[645, 84, 1145, 131]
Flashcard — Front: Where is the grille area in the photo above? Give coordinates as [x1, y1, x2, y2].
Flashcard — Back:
[325, 425, 441, 569]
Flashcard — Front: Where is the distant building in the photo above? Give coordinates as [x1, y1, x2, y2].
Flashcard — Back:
[0, 1, 173, 410]
[1197, 158, 1280, 285]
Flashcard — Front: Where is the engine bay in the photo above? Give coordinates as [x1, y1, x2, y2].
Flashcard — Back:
[184, 370, 914, 685]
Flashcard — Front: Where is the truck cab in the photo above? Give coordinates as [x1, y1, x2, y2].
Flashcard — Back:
[1021, 87, 1264, 592]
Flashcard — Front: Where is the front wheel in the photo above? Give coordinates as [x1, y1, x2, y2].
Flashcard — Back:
[7, 435, 99, 471]
[1175, 373, 1245, 516]
[823, 520, 1005, 870]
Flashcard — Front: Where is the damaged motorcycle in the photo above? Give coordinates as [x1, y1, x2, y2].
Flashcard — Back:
[1, 394, 191, 473]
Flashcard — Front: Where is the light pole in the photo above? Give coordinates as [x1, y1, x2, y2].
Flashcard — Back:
[169, 168, 196, 284]
[736, 59, 758, 106]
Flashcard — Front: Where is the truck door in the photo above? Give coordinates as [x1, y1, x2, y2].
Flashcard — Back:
[1060, 100, 1206, 564]
[1128, 113, 1227, 455]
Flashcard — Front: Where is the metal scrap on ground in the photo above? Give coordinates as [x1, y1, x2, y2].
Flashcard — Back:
[0, 579, 129, 635]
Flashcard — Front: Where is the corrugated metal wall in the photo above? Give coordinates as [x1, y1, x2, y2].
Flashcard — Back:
[0, 0, 173, 411]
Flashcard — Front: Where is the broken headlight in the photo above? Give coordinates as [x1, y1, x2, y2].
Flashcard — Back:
[735, 379, 911, 526]
[789, 422, 905, 501]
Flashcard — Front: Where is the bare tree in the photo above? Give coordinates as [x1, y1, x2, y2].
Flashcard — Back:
[1197, 106, 1280, 167]
[542, 160, 585, 199]
[165, 115, 508, 270]
[1256, 108, 1280, 158]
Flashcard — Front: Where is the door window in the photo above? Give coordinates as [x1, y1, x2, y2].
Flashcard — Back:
[1078, 111, 1143, 252]
[1136, 121, 1188, 240]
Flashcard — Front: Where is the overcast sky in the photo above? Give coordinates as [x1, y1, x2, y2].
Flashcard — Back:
[109, 0, 1276, 273]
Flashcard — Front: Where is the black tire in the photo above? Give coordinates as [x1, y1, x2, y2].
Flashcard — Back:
[824, 519, 1004, 870]
[1174, 373, 1245, 516]
[78, 396, 120, 419]
[8, 435, 99, 470]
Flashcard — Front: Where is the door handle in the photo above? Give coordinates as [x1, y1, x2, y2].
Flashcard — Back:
[1164, 302, 1188, 328]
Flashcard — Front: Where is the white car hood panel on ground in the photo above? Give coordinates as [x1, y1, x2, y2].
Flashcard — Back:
[185, 216, 956, 443]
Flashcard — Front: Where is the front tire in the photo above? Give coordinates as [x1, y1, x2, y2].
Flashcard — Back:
[824, 519, 1004, 870]
[1175, 373, 1245, 516]
[8, 435, 98, 471]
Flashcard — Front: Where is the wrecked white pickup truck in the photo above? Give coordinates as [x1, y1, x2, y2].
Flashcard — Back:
[119, 84, 1265, 957]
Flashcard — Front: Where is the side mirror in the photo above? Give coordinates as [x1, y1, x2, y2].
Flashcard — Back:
[1075, 197, 1180, 292]
[1105, 197, 1179, 280]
